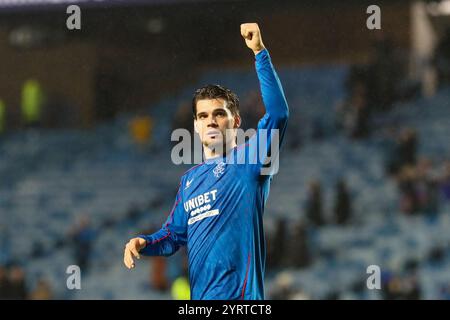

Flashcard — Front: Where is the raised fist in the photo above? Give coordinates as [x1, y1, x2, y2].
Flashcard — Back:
[240, 23, 265, 55]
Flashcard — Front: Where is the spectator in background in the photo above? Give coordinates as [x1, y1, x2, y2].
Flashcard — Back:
[269, 218, 288, 268]
[336, 81, 370, 139]
[44, 92, 79, 128]
[0, 265, 11, 299]
[171, 272, 190, 300]
[239, 90, 265, 132]
[344, 64, 369, 95]
[269, 272, 311, 300]
[440, 161, 450, 202]
[334, 179, 352, 225]
[440, 284, 450, 299]
[151, 257, 169, 292]
[305, 180, 325, 227]
[287, 220, 311, 268]
[8, 265, 27, 300]
[21, 78, 45, 128]
[395, 157, 445, 216]
[383, 274, 404, 300]
[433, 27, 450, 87]
[172, 101, 195, 157]
[366, 33, 404, 112]
[311, 117, 325, 141]
[269, 272, 296, 300]
[0, 224, 11, 266]
[398, 165, 421, 215]
[129, 111, 154, 152]
[415, 158, 439, 216]
[384, 127, 402, 176]
[265, 228, 276, 270]
[383, 269, 421, 300]
[29, 278, 53, 300]
[0, 99, 5, 134]
[172, 101, 193, 134]
[397, 128, 418, 169]
[286, 111, 303, 151]
[140, 224, 169, 292]
[69, 215, 96, 273]
[170, 255, 190, 300]
[384, 127, 418, 177]
[403, 273, 421, 300]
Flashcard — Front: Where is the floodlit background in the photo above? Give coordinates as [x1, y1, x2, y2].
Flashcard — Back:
[0, 0, 450, 300]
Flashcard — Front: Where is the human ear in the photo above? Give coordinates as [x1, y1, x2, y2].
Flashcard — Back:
[234, 115, 241, 129]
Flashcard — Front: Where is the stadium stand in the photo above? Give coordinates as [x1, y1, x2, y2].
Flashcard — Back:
[1, 65, 449, 299]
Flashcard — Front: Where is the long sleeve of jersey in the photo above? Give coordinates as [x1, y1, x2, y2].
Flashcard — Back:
[256, 49, 289, 121]
[137, 184, 187, 257]
[247, 49, 289, 175]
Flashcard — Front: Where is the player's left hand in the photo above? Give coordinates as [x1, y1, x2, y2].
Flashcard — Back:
[240, 23, 265, 55]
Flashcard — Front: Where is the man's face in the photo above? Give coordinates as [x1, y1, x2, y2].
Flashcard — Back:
[194, 98, 240, 150]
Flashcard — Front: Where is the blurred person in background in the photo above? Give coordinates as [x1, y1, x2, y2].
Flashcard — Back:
[268, 272, 295, 300]
[129, 111, 154, 153]
[0, 99, 5, 134]
[397, 128, 418, 170]
[44, 92, 78, 128]
[386, 127, 418, 177]
[439, 284, 450, 299]
[270, 218, 288, 269]
[433, 27, 450, 87]
[136, 225, 168, 291]
[170, 257, 190, 300]
[415, 158, 439, 216]
[171, 101, 195, 157]
[383, 269, 421, 299]
[0, 224, 11, 266]
[150, 256, 169, 292]
[305, 180, 325, 227]
[239, 89, 265, 132]
[21, 78, 45, 128]
[366, 33, 404, 112]
[287, 220, 311, 268]
[267, 272, 310, 300]
[335, 81, 370, 139]
[0, 265, 11, 299]
[172, 101, 194, 135]
[171, 273, 190, 300]
[69, 215, 96, 273]
[384, 126, 402, 176]
[396, 158, 441, 216]
[334, 179, 352, 225]
[440, 160, 450, 202]
[29, 278, 53, 300]
[383, 274, 403, 299]
[8, 265, 27, 300]
[398, 165, 421, 215]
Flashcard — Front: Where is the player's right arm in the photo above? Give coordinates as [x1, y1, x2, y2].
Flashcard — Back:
[123, 183, 187, 269]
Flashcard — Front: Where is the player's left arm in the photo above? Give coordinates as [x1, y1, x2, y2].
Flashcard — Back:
[241, 23, 289, 174]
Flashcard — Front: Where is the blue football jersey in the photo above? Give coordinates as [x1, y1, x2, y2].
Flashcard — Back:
[138, 49, 289, 300]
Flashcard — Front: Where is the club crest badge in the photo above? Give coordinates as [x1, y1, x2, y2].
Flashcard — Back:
[213, 161, 226, 178]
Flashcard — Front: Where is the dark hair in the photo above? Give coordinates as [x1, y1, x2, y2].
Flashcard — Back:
[192, 84, 240, 119]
